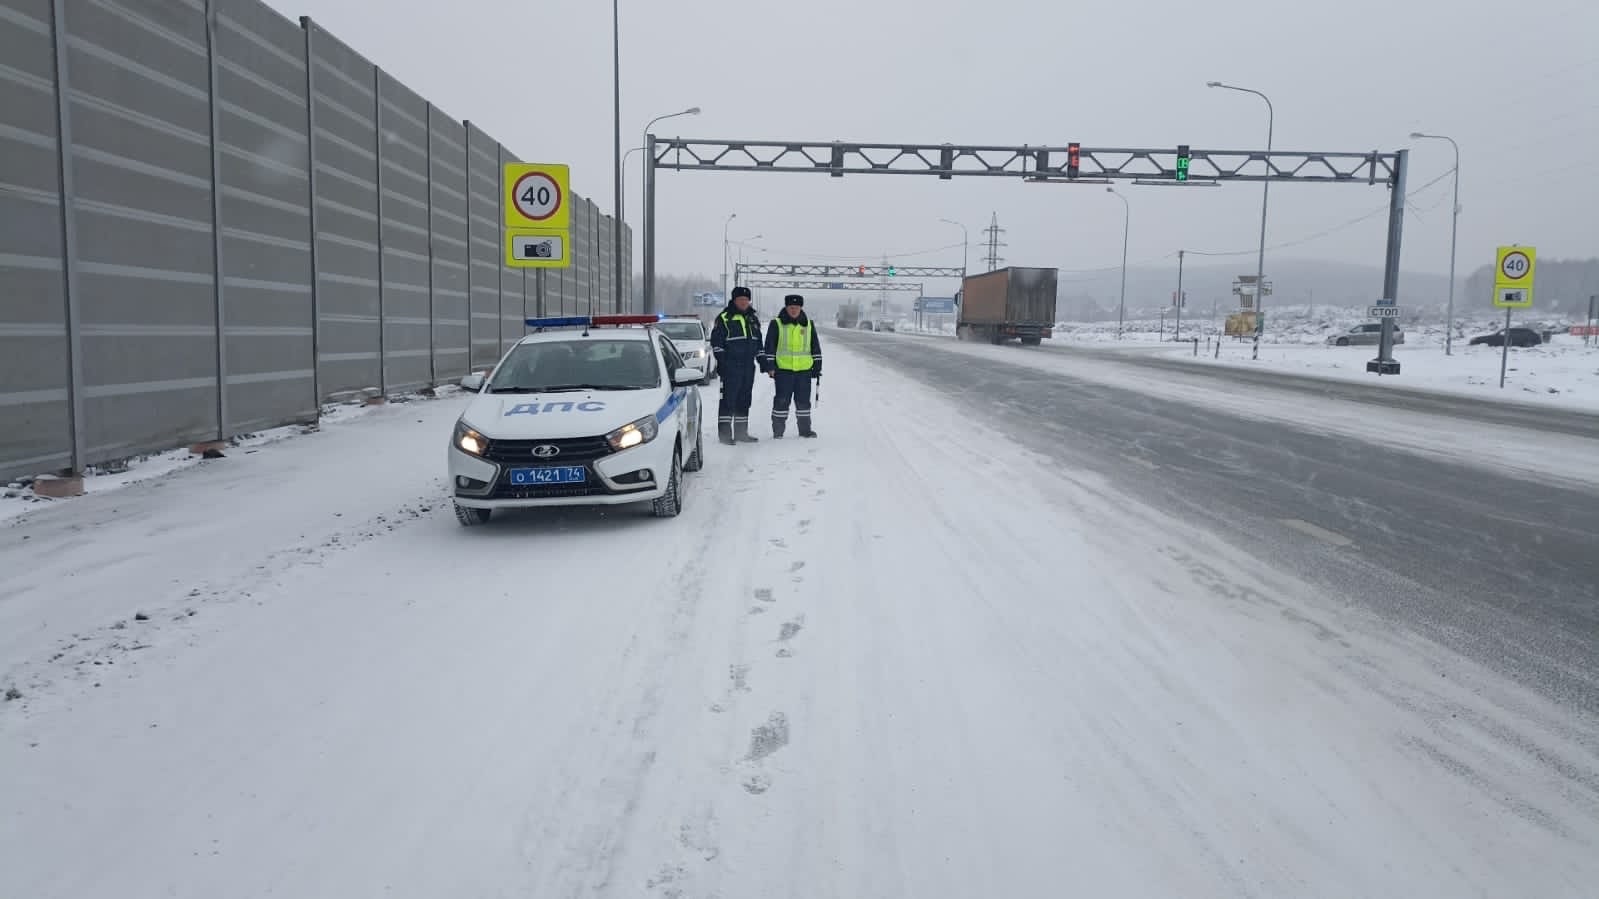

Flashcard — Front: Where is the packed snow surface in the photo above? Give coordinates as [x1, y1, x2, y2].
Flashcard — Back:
[2, 343, 1595, 898]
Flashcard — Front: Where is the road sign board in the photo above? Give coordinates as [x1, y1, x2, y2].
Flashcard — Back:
[1375, 296, 1396, 307]
[504, 163, 571, 230]
[917, 298, 957, 313]
[1496, 247, 1533, 283]
[1494, 286, 1532, 308]
[505, 228, 570, 268]
[1367, 305, 1401, 318]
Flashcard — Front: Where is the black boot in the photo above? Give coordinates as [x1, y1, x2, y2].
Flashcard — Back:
[734, 418, 759, 443]
[800, 428, 818, 438]
[718, 420, 735, 445]
[771, 416, 786, 439]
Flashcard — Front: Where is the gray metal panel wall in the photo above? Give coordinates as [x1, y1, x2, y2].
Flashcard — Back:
[495, 143, 522, 353]
[427, 107, 468, 380]
[591, 206, 607, 315]
[306, 19, 378, 399]
[375, 69, 430, 392]
[213, 0, 314, 433]
[464, 122, 499, 369]
[66, 0, 218, 459]
[620, 222, 632, 312]
[0, 6, 632, 481]
[0, 0, 72, 476]
[569, 192, 590, 315]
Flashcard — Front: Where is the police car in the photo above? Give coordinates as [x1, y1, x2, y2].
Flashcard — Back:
[655, 314, 716, 382]
[448, 314, 705, 525]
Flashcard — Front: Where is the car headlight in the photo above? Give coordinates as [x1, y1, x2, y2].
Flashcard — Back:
[454, 420, 488, 456]
[606, 414, 658, 451]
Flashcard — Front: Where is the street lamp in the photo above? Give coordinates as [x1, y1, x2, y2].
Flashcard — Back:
[616, 106, 699, 311]
[730, 234, 763, 286]
[612, 0, 621, 309]
[1411, 131, 1461, 355]
[938, 218, 968, 276]
[1106, 187, 1129, 339]
[722, 213, 737, 298]
[1207, 80, 1274, 348]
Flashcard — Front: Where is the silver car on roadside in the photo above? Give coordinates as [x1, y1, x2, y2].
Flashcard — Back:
[1326, 323, 1404, 346]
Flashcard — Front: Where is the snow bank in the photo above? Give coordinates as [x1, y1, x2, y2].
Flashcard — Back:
[0, 389, 459, 524]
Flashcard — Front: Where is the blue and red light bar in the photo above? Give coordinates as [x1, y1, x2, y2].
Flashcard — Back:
[524, 314, 662, 331]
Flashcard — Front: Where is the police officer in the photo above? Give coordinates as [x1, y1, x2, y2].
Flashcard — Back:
[764, 294, 822, 438]
[710, 286, 766, 444]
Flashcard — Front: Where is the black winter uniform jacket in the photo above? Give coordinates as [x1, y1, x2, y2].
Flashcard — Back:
[710, 303, 766, 368]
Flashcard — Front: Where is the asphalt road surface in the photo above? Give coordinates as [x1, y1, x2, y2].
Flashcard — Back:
[832, 328, 1599, 719]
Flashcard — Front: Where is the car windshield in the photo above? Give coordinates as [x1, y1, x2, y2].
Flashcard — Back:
[486, 339, 660, 392]
[657, 321, 705, 342]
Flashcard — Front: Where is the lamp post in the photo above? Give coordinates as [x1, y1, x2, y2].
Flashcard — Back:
[617, 106, 699, 311]
[1106, 187, 1129, 339]
[612, 0, 621, 309]
[1207, 81, 1274, 355]
[1410, 131, 1461, 355]
[938, 218, 968, 276]
[730, 234, 762, 287]
[721, 213, 737, 297]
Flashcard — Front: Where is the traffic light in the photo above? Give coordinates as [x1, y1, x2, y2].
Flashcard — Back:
[1067, 142, 1080, 179]
[888, 265, 896, 277]
[1175, 144, 1190, 182]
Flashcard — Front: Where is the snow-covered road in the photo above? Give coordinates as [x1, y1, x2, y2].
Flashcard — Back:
[3, 342, 1596, 898]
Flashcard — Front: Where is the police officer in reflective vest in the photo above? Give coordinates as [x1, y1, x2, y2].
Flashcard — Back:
[710, 286, 766, 444]
[764, 294, 822, 438]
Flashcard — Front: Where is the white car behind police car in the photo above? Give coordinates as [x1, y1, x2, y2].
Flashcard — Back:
[448, 314, 705, 525]
[656, 315, 716, 383]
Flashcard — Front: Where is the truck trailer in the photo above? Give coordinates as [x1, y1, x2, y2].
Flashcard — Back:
[955, 267, 1058, 345]
[835, 302, 862, 329]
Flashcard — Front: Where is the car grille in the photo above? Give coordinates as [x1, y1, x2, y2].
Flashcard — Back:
[481, 435, 613, 465]
[489, 482, 610, 500]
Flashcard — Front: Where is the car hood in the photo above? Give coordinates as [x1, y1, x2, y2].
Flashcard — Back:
[461, 389, 667, 439]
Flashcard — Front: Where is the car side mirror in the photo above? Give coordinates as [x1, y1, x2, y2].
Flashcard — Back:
[459, 372, 485, 392]
[671, 367, 701, 387]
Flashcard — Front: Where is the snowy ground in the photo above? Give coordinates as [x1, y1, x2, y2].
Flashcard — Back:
[3, 343, 1597, 897]
[1047, 308, 1599, 412]
[0, 391, 455, 524]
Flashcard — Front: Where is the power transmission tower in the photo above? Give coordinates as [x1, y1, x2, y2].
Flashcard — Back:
[982, 212, 1006, 271]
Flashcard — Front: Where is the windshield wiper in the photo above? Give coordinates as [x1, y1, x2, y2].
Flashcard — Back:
[488, 386, 540, 393]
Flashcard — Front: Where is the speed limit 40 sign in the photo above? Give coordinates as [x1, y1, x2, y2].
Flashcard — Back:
[1492, 245, 1535, 308]
[503, 163, 571, 231]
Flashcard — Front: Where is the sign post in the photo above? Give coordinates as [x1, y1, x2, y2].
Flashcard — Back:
[503, 163, 572, 269]
[1492, 245, 1536, 388]
[1366, 298, 1401, 375]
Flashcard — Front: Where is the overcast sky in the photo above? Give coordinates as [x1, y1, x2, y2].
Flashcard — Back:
[264, 0, 1597, 297]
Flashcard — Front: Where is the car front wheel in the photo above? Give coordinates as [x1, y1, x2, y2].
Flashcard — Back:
[652, 448, 683, 518]
[455, 504, 491, 526]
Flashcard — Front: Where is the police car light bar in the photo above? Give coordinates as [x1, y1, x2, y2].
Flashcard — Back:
[524, 314, 661, 332]
[524, 315, 592, 329]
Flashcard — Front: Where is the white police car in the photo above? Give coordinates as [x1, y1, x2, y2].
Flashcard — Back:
[655, 315, 716, 383]
[448, 314, 705, 525]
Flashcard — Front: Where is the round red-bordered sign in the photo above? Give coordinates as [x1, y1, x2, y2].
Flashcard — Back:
[1500, 250, 1531, 281]
[512, 171, 562, 222]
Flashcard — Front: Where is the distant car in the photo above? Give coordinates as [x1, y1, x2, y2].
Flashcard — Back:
[1469, 327, 1542, 348]
[1326, 323, 1404, 346]
[448, 314, 705, 526]
[656, 315, 716, 383]
[875, 320, 896, 332]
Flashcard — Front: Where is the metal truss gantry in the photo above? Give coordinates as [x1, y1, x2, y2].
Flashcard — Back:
[640, 136, 1409, 368]
[742, 279, 926, 293]
[736, 263, 964, 280]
